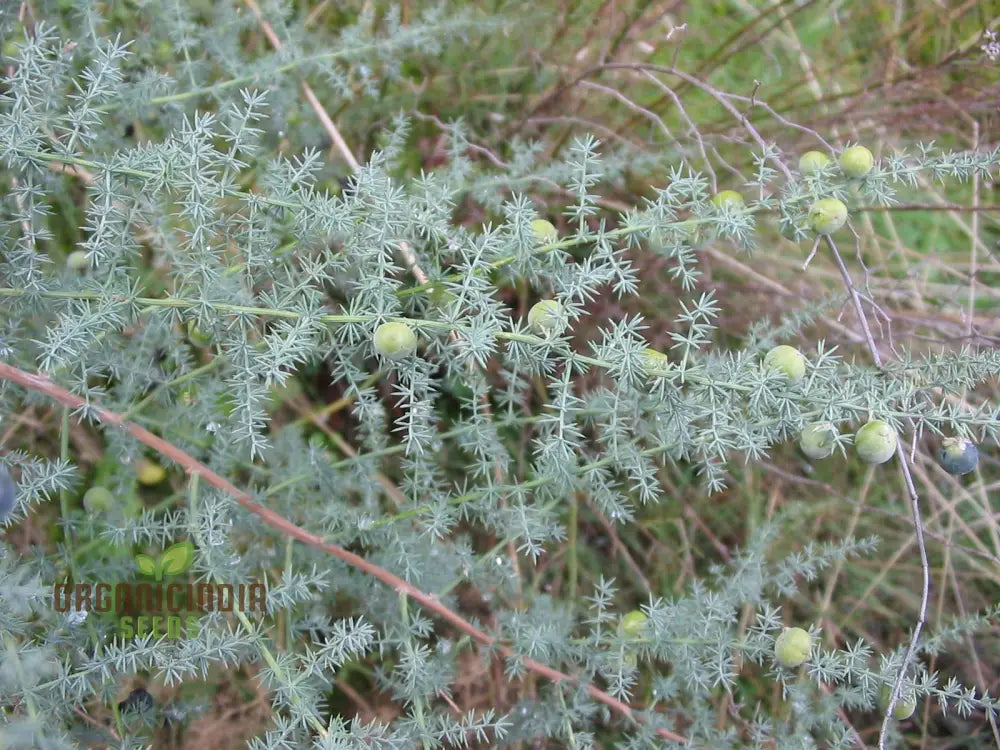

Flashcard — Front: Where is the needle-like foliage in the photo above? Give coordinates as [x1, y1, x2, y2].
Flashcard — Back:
[1, 3, 998, 749]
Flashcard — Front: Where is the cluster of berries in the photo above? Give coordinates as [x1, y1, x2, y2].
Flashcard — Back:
[760, 344, 980, 474]
[360, 158, 977, 475]
[711, 144, 876, 236]
[368, 287, 979, 476]
[355, 149, 881, 362]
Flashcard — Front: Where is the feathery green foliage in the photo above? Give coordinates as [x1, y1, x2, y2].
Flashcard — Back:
[1, 2, 999, 748]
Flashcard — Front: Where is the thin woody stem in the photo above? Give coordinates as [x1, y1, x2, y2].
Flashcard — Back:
[0, 361, 689, 745]
[823, 236, 929, 750]
[823, 236, 882, 367]
[242, 0, 360, 173]
[241, 0, 519, 607]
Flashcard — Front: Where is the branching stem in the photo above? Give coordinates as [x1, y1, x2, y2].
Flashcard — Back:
[0, 361, 690, 745]
[824, 235, 929, 750]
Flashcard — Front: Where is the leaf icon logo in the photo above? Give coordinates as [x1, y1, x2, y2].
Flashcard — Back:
[134, 541, 195, 581]
[135, 553, 157, 578]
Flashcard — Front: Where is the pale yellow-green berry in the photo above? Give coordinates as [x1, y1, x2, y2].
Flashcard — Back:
[527, 300, 566, 335]
[799, 422, 837, 460]
[373, 322, 418, 360]
[619, 610, 648, 638]
[136, 458, 166, 486]
[154, 40, 174, 64]
[854, 420, 897, 465]
[774, 627, 812, 668]
[839, 145, 874, 178]
[799, 150, 832, 175]
[763, 345, 806, 383]
[82, 486, 113, 512]
[879, 685, 917, 720]
[642, 348, 671, 376]
[66, 251, 89, 271]
[710, 190, 744, 210]
[530, 219, 558, 244]
[808, 197, 848, 235]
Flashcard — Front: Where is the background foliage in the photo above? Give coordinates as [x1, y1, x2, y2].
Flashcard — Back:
[1, 1, 999, 748]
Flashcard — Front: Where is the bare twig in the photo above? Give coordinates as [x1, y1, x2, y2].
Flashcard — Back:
[635, 69, 716, 191]
[966, 121, 980, 342]
[823, 236, 930, 750]
[242, 0, 359, 172]
[578, 79, 677, 145]
[596, 62, 795, 181]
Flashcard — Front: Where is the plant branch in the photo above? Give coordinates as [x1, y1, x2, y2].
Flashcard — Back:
[0, 361, 689, 746]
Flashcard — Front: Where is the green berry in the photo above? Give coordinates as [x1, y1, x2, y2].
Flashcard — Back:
[83, 486, 113, 513]
[854, 420, 897, 465]
[763, 345, 806, 383]
[799, 151, 832, 175]
[155, 40, 174, 64]
[427, 284, 457, 309]
[530, 219, 558, 244]
[879, 685, 917, 720]
[136, 458, 166, 486]
[642, 348, 671, 377]
[373, 321, 418, 360]
[66, 251, 89, 271]
[799, 422, 837, 460]
[938, 436, 978, 475]
[527, 300, 566, 336]
[774, 627, 811, 668]
[839, 145, 874, 178]
[808, 197, 848, 235]
[670, 219, 703, 247]
[620, 610, 648, 638]
[186, 320, 212, 347]
[710, 190, 744, 210]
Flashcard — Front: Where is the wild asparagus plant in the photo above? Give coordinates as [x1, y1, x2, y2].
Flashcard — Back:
[0, 8, 998, 750]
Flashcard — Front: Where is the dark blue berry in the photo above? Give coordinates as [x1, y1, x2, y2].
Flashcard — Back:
[118, 688, 154, 715]
[0, 465, 16, 522]
[938, 437, 978, 475]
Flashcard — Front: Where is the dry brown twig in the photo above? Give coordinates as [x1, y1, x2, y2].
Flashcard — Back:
[241, 0, 526, 611]
[3, 1, 688, 742]
[0, 361, 689, 745]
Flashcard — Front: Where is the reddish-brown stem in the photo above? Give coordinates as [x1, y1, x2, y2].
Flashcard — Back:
[0, 361, 689, 745]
